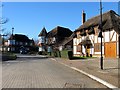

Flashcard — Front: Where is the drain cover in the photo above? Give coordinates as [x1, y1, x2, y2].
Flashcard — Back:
[63, 83, 85, 88]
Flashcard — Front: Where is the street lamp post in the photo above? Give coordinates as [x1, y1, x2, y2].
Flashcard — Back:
[100, 0, 103, 70]
[11, 27, 14, 52]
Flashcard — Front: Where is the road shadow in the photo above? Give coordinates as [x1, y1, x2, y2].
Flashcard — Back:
[17, 57, 48, 60]
[69, 57, 97, 60]
[104, 67, 119, 70]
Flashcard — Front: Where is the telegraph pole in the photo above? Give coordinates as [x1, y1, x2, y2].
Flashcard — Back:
[100, 0, 103, 70]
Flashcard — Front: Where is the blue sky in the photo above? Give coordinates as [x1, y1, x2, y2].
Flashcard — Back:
[2, 2, 118, 39]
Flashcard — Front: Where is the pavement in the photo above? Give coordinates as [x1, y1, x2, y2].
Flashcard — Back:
[50, 57, 120, 89]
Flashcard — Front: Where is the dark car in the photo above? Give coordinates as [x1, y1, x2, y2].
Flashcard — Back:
[20, 48, 28, 54]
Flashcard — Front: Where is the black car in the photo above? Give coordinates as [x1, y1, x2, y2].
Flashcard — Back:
[20, 48, 28, 54]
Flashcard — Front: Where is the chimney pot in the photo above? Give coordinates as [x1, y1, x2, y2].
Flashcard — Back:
[82, 10, 86, 24]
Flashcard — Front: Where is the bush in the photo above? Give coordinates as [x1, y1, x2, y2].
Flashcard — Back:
[38, 51, 47, 55]
[2, 52, 17, 61]
[68, 51, 73, 60]
[38, 51, 42, 55]
[8, 54, 17, 60]
[60, 50, 68, 58]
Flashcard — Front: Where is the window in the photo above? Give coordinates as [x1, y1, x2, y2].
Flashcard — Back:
[77, 45, 82, 52]
[20, 42, 23, 45]
[30, 43, 33, 46]
[39, 36, 45, 43]
[46, 38, 48, 44]
[16, 42, 18, 45]
[53, 37, 56, 42]
[52, 37, 56, 43]
[8, 40, 15, 45]
[94, 43, 101, 52]
[25, 42, 28, 45]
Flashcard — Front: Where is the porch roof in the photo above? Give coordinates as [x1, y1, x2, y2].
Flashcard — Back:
[78, 36, 92, 45]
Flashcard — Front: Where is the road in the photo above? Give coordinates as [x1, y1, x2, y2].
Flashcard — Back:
[2, 56, 109, 88]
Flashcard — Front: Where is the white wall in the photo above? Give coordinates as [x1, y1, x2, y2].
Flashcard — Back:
[90, 48, 94, 55]
[104, 30, 117, 42]
[94, 36, 97, 43]
[82, 45, 86, 54]
[73, 38, 83, 55]
[73, 45, 77, 55]
[104, 31, 109, 42]
[39, 46, 45, 52]
[39, 36, 45, 43]
[111, 31, 117, 41]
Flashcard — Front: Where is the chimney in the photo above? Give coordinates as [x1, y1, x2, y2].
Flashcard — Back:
[82, 10, 86, 24]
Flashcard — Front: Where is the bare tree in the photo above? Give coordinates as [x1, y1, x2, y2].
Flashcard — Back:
[33, 38, 39, 46]
[3, 31, 11, 40]
[0, 3, 9, 36]
[0, 3, 9, 31]
[0, 17, 9, 24]
[0, 3, 10, 52]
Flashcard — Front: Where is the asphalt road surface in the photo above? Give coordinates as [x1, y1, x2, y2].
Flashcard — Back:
[2, 56, 109, 88]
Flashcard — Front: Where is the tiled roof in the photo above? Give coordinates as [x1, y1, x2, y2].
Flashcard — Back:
[47, 26, 73, 38]
[9, 34, 30, 42]
[38, 27, 47, 37]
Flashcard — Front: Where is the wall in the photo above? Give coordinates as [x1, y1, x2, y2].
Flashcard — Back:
[73, 38, 81, 56]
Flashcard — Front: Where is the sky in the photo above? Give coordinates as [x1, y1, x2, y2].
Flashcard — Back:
[1, 2, 119, 39]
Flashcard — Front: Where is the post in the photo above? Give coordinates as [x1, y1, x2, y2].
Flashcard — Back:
[11, 27, 14, 52]
[100, 0, 103, 70]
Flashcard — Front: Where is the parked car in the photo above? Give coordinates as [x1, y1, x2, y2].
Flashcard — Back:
[20, 48, 28, 54]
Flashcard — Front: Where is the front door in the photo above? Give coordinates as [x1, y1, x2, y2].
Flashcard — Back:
[105, 42, 117, 58]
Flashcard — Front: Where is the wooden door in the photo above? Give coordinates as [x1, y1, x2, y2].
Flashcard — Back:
[105, 42, 116, 58]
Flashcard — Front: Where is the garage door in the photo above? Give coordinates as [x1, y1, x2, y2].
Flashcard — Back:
[105, 42, 116, 58]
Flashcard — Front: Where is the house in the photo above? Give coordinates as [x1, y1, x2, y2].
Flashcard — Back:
[46, 26, 73, 51]
[7, 34, 35, 53]
[38, 27, 47, 52]
[73, 10, 120, 58]
[58, 33, 75, 51]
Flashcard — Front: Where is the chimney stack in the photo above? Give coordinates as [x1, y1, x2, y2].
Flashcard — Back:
[82, 10, 86, 24]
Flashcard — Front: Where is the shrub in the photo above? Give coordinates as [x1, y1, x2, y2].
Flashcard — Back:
[68, 51, 73, 60]
[2, 52, 17, 61]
